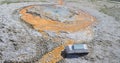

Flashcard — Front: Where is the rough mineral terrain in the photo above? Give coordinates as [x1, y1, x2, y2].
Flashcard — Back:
[0, 0, 120, 63]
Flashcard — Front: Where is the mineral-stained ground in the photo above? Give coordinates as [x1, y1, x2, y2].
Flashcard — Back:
[0, 0, 120, 63]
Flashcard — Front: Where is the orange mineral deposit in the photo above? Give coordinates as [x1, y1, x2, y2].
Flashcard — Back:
[19, 5, 96, 63]
[58, 0, 64, 5]
[19, 6, 96, 33]
[38, 40, 74, 63]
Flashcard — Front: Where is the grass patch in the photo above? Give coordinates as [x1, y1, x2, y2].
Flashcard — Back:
[99, 7, 108, 14]
[110, 0, 120, 2]
[0, 1, 19, 4]
[0, 0, 47, 4]
[100, 7, 120, 21]
[91, 0, 97, 2]
[66, 0, 79, 2]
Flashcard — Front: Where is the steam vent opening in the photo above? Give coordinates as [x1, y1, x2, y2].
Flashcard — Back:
[19, 4, 96, 63]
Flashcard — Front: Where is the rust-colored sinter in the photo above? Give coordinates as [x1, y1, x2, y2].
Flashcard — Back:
[19, 6, 96, 33]
[19, 5, 96, 63]
[38, 40, 74, 63]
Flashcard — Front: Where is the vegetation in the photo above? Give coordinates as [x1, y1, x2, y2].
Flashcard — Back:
[100, 7, 120, 21]
[0, 0, 47, 4]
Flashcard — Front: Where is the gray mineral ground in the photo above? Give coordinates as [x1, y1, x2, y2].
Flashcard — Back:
[0, 0, 120, 63]
[27, 5, 77, 22]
